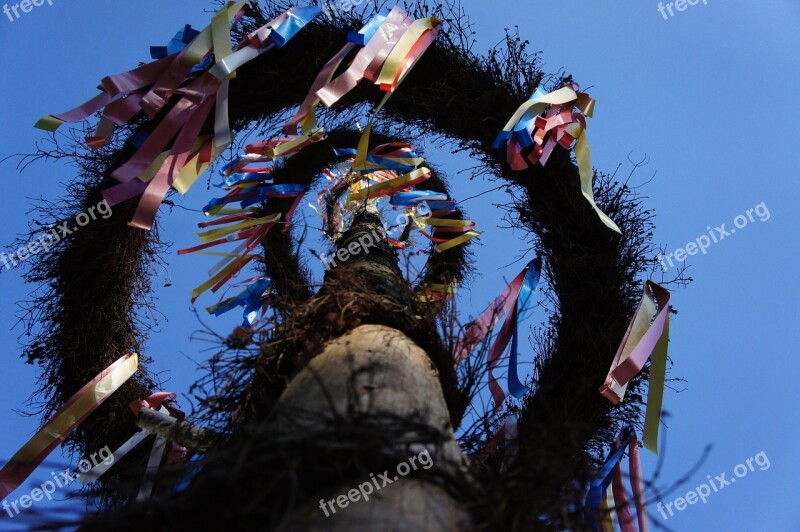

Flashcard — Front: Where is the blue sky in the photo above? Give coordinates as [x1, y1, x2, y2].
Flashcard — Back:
[0, 1, 798, 529]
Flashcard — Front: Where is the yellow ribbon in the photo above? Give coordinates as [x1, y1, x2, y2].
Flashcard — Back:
[435, 230, 481, 253]
[643, 311, 669, 453]
[174, 140, 225, 194]
[181, 1, 246, 66]
[603, 284, 657, 403]
[190, 254, 252, 299]
[0, 353, 139, 497]
[375, 17, 441, 90]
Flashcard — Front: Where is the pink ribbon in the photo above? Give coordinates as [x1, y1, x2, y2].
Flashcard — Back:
[283, 41, 357, 135]
[0, 354, 138, 499]
[600, 281, 670, 403]
[452, 262, 536, 408]
[316, 7, 411, 107]
[611, 431, 649, 532]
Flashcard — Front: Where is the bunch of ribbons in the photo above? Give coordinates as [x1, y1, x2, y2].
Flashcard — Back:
[600, 281, 671, 454]
[0, 354, 140, 499]
[176, 158, 307, 318]
[493, 84, 621, 233]
[340, 143, 481, 252]
[34, 2, 322, 231]
[79, 392, 188, 501]
[184, 7, 472, 315]
[452, 258, 542, 409]
[584, 426, 648, 532]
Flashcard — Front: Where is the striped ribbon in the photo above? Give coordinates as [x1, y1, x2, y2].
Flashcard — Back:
[0, 354, 139, 499]
[600, 281, 671, 453]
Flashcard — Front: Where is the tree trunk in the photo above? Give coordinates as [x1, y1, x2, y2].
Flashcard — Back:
[271, 206, 472, 530]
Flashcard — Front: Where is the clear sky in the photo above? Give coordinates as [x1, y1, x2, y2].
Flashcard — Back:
[0, 1, 798, 530]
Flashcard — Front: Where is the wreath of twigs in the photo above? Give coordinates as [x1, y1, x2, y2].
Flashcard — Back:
[5, 0, 687, 529]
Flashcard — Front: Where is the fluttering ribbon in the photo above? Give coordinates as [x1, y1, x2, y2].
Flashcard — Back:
[180, 172, 305, 303]
[493, 84, 620, 233]
[452, 258, 542, 408]
[316, 7, 413, 107]
[206, 276, 272, 327]
[35, 3, 320, 231]
[599, 281, 670, 453]
[0, 354, 139, 499]
[584, 427, 648, 532]
[283, 11, 390, 137]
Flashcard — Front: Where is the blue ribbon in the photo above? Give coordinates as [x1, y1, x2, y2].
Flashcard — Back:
[507, 257, 541, 398]
[389, 190, 448, 206]
[333, 148, 357, 157]
[269, 6, 322, 48]
[204, 184, 305, 211]
[217, 171, 274, 188]
[583, 427, 635, 529]
[348, 10, 389, 45]
[207, 278, 272, 326]
[238, 184, 307, 208]
[332, 148, 421, 173]
[494, 87, 550, 149]
[151, 24, 200, 59]
[512, 87, 548, 148]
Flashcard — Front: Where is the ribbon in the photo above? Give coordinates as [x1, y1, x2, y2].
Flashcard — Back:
[181, 177, 304, 302]
[206, 277, 272, 327]
[415, 215, 481, 253]
[584, 427, 648, 532]
[416, 282, 458, 303]
[131, 393, 186, 501]
[79, 392, 185, 485]
[0, 354, 139, 499]
[203, 184, 306, 213]
[494, 84, 620, 233]
[283, 12, 390, 136]
[335, 143, 424, 174]
[599, 281, 670, 453]
[150, 24, 201, 59]
[35, 4, 319, 231]
[316, 7, 412, 107]
[452, 258, 541, 408]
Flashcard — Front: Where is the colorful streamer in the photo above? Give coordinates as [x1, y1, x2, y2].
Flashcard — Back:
[0, 354, 139, 498]
[584, 427, 648, 532]
[452, 258, 542, 408]
[599, 281, 671, 453]
[493, 84, 620, 233]
[79, 392, 184, 485]
[35, 3, 320, 231]
[206, 277, 272, 327]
